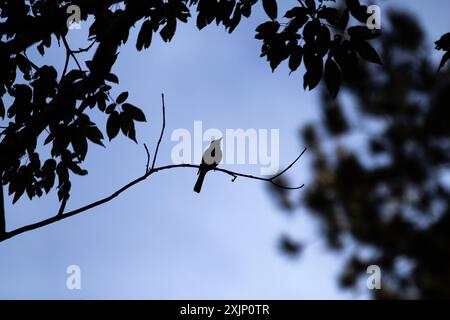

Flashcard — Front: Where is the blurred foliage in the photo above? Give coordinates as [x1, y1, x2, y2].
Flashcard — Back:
[277, 10, 450, 299]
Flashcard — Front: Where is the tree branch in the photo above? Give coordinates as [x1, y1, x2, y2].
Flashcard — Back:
[72, 40, 96, 54]
[62, 35, 83, 72]
[57, 195, 69, 216]
[270, 148, 307, 182]
[0, 159, 306, 243]
[61, 50, 71, 80]
[0, 94, 306, 243]
[61, 39, 96, 80]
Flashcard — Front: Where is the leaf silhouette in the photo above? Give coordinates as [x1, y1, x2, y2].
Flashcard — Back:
[305, 0, 316, 13]
[262, 0, 278, 20]
[136, 20, 153, 51]
[106, 112, 120, 141]
[303, 56, 323, 91]
[116, 92, 129, 104]
[348, 26, 380, 41]
[120, 114, 137, 143]
[339, 8, 350, 30]
[289, 44, 303, 73]
[122, 103, 146, 122]
[160, 18, 177, 42]
[353, 40, 382, 64]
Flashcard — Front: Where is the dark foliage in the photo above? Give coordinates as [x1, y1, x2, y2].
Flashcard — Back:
[0, 0, 381, 236]
[277, 11, 450, 299]
[1, 0, 450, 299]
[436, 32, 450, 72]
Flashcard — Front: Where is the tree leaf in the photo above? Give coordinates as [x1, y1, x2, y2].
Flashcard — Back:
[122, 103, 146, 122]
[106, 103, 117, 114]
[116, 91, 129, 104]
[303, 19, 321, 42]
[160, 18, 177, 42]
[318, 7, 340, 27]
[67, 161, 88, 176]
[85, 124, 105, 147]
[305, 0, 316, 13]
[255, 21, 280, 39]
[262, 0, 277, 20]
[71, 134, 88, 160]
[136, 20, 153, 51]
[105, 73, 119, 84]
[335, 40, 358, 74]
[106, 111, 120, 141]
[228, 3, 241, 33]
[284, 6, 306, 19]
[303, 58, 323, 91]
[353, 41, 382, 64]
[289, 44, 303, 73]
[348, 26, 380, 41]
[120, 114, 137, 143]
[339, 8, 350, 30]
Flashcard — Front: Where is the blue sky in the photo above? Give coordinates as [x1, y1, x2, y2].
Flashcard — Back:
[0, 0, 449, 299]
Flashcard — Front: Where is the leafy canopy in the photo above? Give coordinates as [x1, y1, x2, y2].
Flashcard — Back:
[0, 0, 381, 205]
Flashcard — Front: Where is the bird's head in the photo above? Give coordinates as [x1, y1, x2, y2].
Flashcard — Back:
[211, 137, 222, 145]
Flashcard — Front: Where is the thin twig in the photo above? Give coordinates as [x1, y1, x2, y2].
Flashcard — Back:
[72, 40, 96, 54]
[61, 40, 96, 81]
[19, 53, 40, 71]
[57, 196, 68, 216]
[149, 163, 306, 190]
[144, 143, 151, 173]
[62, 35, 83, 72]
[61, 50, 70, 80]
[270, 148, 307, 182]
[151, 94, 166, 170]
[0, 170, 5, 236]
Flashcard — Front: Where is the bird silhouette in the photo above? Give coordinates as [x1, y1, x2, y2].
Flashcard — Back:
[194, 138, 223, 193]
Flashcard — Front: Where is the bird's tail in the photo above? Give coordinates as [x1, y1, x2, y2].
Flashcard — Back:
[194, 170, 207, 193]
